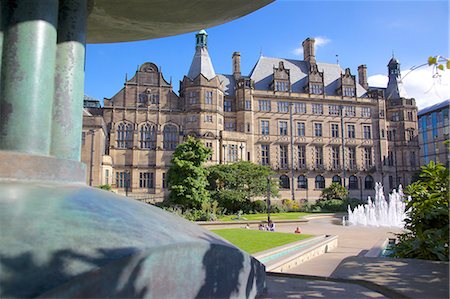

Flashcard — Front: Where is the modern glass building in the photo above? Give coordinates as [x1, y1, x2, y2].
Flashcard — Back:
[418, 99, 450, 167]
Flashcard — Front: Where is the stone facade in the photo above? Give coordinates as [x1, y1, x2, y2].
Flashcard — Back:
[81, 31, 420, 202]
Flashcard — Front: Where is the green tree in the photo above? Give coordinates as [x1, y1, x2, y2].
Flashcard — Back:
[207, 161, 278, 213]
[391, 161, 449, 261]
[166, 136, 212, 210]
[319, 182, 349, 201]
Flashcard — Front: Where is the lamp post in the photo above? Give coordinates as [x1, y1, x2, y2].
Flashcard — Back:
[88, 129, 95, 186]
[340, 105, 346, 188]
[239, 143, 244, 161]
[266, 176, 271, 223]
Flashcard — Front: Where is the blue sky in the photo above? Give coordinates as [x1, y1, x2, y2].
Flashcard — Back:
[85, 0, 449, 109]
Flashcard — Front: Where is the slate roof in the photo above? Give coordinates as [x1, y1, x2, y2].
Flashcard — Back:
[385, 75, 409, 100]
[418, 99, 450, 116]
[187, 46, 216, 81]
[219, 56, 368, 97]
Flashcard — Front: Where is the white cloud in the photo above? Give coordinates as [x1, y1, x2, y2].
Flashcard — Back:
[292, 36, 331, 57]
[368, 65, 450, 110]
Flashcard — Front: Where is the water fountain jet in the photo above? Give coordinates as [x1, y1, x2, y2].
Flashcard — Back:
[348, 182, 409, 227]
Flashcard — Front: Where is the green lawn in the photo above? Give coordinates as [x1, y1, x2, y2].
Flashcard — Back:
[211, 228, 312, 254]
[217, 212, 311, 222]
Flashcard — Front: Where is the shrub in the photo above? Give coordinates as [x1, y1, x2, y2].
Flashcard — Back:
[252, 200, 267, 213]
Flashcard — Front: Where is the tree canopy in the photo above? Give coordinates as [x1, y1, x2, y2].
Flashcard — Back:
[391, 161, 449, 261]
[166, 136, 212, 210]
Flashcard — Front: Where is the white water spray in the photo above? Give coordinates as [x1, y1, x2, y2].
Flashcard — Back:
[347, 182, 409, 227]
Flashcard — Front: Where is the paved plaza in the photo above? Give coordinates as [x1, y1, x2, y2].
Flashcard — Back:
[205, 215, 449, 298]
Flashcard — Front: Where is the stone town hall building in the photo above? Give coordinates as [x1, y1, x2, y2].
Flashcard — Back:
[82, 30, 419, 202]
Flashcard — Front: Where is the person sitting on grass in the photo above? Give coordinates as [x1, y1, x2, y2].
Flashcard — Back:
[294, 227, 301, 234]
[268, 220, 275, 232]
[258, 223, 264, 230]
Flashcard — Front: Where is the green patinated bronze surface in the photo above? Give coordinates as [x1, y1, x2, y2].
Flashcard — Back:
[51, 0, 87, 161]
[0, 1, 58, 155]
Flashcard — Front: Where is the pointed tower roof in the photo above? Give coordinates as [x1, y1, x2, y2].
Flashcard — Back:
[385, 55, 408, 100]
[187, 30, 216, 80]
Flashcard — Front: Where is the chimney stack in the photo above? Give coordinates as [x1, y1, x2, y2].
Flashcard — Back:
[232, 52, 241, 79]
[358, 64, 369, 90]
[302, 38, 316, 64]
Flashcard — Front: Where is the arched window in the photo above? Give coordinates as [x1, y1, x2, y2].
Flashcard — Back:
[315, 175, 325, 189]
[332, 175, 342, 185]
[365, 175, 374, 190]
[279, 175, 290, 189]
[163, 124, 178, 150]
[349, 175, 359, 190]
[117, 122, 133, 148]
[297, 175, 308, 189]
[140, 123, 156, 149]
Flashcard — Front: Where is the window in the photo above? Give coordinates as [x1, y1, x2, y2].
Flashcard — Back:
[140, 123, 156, 149]
[314, 123, 322, 137]
[391, 112, 400, 121]
[225, 121, 235, 131]
[186, 115, 197, 123]
[363, 125, 371, 139]
[188, 91, 199, 104]
[82, 131, 86, 146]
[204, 115, 213, 123]
[245, 100, 252, 110]
[280, 175, 290, 189]
[298, 145, 306, 168]
[329, 105, 340, 116]
[205, 90, 213, 104]
[312, 104, 323, 115]
[332, 175, 342, 185]
[349, 175, 358, 189]
[343, 87, 355, 97]
[104, 169, 110, 185]
[261, 144, 270, 165]
[203, 142, 212, 161]
[258, 100, 271, 111]
[315, 146, 323, 168]
[311, 84, 323, 94]
[297, 122, 305, 137]
[228, 144, 239, 162]
[294, 102, 306, 114]
[298, 175, 308, 189]
[388, 150, 394, 166]
[315, 175, 325, 189]
[361, 107, 371, 118]
[365, 175, 374, 190]
[116, 171, 129, 188]
[347, 124, 355, 139]
[117, 122, 133, 148]
[139, 172, 154, 188]
[280, 145, 288, 169]
[410, 151, 416, 167]
[275, 81, 288, 92]
[364, 147, 373, 168]
[163, 124, 178, 150]
[224, 100, 232, 111]
[149, 93, 159, 104]
[162, 173, 166, 189]
[408, 129, 415, 141]
[344, 106, 356, 117]
[332, 146, 340, 169]
[277, 101, 289, 113]
[331, 124, 339, 138]
[279, 121, 288, 136]
[260, 120, 269, 135]
[348, 147, 356, 169]
[389, 175, 394, 189]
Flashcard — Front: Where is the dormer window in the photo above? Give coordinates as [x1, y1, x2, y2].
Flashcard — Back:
[310, 84, 323, 95]
[275, 81, 289, 92]
[343, 87, 355, 97]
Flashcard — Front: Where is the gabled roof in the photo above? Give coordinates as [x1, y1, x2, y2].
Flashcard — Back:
[242, 56, 367, 97]
[187, 47, 216, 81]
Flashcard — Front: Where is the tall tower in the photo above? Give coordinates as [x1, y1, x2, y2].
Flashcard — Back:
[181, 30, 224, 163]
[384, 56, 419, 188]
